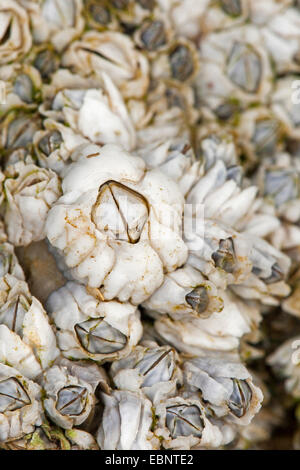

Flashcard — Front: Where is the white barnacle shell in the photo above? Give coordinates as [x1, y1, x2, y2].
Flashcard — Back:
[0, 0, 32, 65]
[267, 336, 300, 399]
[47, 73, 136, 151]
[153, 395, 225, 449]
[196, 25, 273, 111]
[4, 161, 62, 246]
[0, 275, 59, 377]
[110, 341, 182, 403]
[62, 31, 149, 99]
[169, 0, 208, 38]
[183, 356, 263, 425]
[45, 144, 187, 304]
[153, 290, 261, 354]
[138, 139, 202, 197]
[260, 4, 300, 74]
[41, 362, 103, 429]
[28, 0, 84, 53]
[143, 264, 224, 320]
[96, 389, 158, 450]
[0, 363, 42, 443]
[46, 281, 143, 363]
[256, 153, 300, 224]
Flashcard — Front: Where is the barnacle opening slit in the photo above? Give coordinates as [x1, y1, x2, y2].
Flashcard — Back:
[91, 180, 149, 244]
[166, 405, 204, 438]
[0, 378, 31, 413]
[75, 318, 127, 354]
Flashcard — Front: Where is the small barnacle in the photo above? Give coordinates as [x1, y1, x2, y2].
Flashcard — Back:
[56, 386, 88, 416]
[75, 318, 127, 355]
[169, 44, 194, 81]
[13, 75, 34, 105]
[212, 238, 236, 273]
[0, 377, 31, 413]
[34, 49, 59, 79]
[38, 130, 63, 157]
[228, 379, 252, 418]
[91, 180, 149, 244]
[185, 286, 209, 315]
[86, 1, 111, 25]
[226, 42, 262, 94]
[252, 119, 279, 156]
[140, 20, 166, 51]
[165, 404, 204, 438]
[5, 114, 41, 150]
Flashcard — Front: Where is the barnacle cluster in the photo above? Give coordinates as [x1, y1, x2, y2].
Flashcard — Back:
[0, 0, 300, 451]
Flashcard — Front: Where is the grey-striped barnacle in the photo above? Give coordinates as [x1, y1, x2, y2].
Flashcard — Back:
[231, 235, 291, 307]
[0, 0, 32, 65]
[32, 45, 60, 81]
[0, 274, 59, 379]
[236, 107, 283, 164]
[196, 24, 272, 112]
[143, 264, 224, 320]
[110, 342, 182, 402]
[183, 356, 263, 425]
[0, 363, 42, 443]
[41, 361, 106, 430]
[0, 425, 99, 450]
[83, 0, 118, 31]
[151, 289, 260, 355]
[151, 38, 199, 85]
[267, 336, 300, 399]
[0, 64, 42, 118]
[267, 336, 300, 400]
[3, 161, 61, 246]
[138, 139, 201, 197]
[46, 144, 187, 304]
[46, 281, 143, 363]
[134, 11, 172, 56]
[62, 31, 149, 98]
[153, 396, 225, 449]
